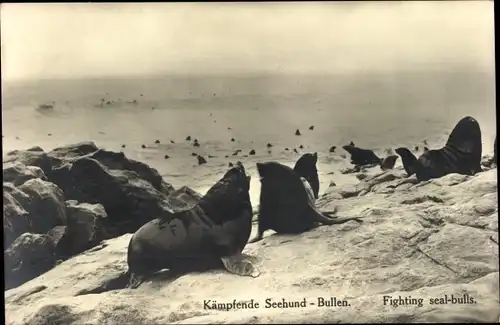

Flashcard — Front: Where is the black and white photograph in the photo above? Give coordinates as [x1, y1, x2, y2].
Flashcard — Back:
[2, 2, 498, 323]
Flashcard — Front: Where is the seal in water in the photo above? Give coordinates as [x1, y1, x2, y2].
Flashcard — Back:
[248, 162, 363, 243]
[342, 145, 382, 166]
[395, 116, 482, 181]
[126, 162, 258, 288]
[293, 152, 320, 199]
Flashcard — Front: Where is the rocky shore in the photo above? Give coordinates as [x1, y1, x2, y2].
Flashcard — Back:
[4, 142, 499, 324]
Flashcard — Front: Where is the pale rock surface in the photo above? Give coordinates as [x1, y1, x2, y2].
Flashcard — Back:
[5, 167, 499, 324]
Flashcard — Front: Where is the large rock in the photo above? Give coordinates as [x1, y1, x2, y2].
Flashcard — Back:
[4, 168, 498, 324]
[62, 200, 107, 257]
[3, 162, 47, 186]
[17, 178, 67, 234]
[4, 142, 176, 238]
[3, 187, 31, 248]
[4, 233, 57, 291]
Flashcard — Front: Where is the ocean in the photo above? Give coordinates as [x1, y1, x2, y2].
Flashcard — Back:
[2, 71, 496, 207]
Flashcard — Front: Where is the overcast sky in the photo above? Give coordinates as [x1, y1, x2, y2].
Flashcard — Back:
[1, 1, 494, 80]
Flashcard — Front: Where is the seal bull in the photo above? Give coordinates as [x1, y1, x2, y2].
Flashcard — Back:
[126, 162, 258, 288]
[248, 162, 363, 243]
[293, 152, 320, 199]
[395, 116, 483, 182]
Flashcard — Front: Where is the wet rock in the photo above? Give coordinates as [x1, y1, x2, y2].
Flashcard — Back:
[4, 233, 57, 290]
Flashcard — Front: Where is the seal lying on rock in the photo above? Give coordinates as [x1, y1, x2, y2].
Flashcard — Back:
[395, 116, 483, 181]
[248, 162, 363, 243]
[126, 162, 258, 289]
[293, 152, 320, 199]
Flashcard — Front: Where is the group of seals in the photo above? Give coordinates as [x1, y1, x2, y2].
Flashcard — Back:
[395, 116, 483, 181]
[126, 162, 258, 288]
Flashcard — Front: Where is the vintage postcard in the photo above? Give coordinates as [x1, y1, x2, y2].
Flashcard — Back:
[2, 1, 498, 324]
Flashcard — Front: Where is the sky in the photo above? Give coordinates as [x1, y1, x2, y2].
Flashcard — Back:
[0, 1, 495, 81]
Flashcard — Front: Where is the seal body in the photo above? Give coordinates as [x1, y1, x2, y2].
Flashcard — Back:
[380, 155, 399, 171]
[127, 163, 253, 287]
[395, 116, 483, 181]
[293, 152, 320, 199]
[342, 145, 382, 166]
[249, 162, 362, 243]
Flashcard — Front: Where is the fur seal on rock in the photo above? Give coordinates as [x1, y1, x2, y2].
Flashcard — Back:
[127, 163, 258, 288]
[395, 116, 482, 181]
[293, 152, 320, 199]
[248, 162, 362, 243]
[342, 145, 382, 166]
[380, 155, 399, 171]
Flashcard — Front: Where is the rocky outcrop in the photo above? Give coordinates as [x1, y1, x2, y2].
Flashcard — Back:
[3, 142, 179, 290]
[4, 166, 498, 324]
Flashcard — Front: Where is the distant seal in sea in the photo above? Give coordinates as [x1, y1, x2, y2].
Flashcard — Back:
[342, 145, 382, 166]
[197, 155, 207, 165]
[395, 116, 482, 181]
[329, 146, 336, 153]
[349, 141, 355, 146]
[293, 152, 320, 199]
[295, 129, 301, 136]
[248, 162, 363, 243]
[186, 136, 191, 141]
[127, 163, 258, 288]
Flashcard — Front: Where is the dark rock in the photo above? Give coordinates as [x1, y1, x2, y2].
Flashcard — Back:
[63, 201, 107, 256]
[49, 141, 99, 159]
[154, 140, 160, 144]
[167, 186, 203, 210]
[329, 146, 336, 153]
[47, 226, 68, 258]
[3, 187, 31, 248]
[197, 155, 207, 165]
[309, 125, 314, 130]
[3, 149, 60, 178]
[49, 156, 174, 238]
[249, 150, 256, 155]
[4, 233, 57, 290]
[18, 178, 67, 234]
[26, 146, 44, 152]
[3, 162, 47, 186]
[295, 129, 301, 136]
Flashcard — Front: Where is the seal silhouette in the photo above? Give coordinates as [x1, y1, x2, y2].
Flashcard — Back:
[126, 162, 258, 288]
[342, 145, 382, 166]
[380, 155, 399, 171]
[248, 162, 363, 243]
[293, 152, 320, 199]
[395, 116, 483, 181]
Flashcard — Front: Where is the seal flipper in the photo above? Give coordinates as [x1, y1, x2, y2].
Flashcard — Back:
[220, 254, 260, 278]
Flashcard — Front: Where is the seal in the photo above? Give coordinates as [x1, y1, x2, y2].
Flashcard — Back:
[126, 162, 258, 288]
[380, 155, 398, 171]
[248, 162, 363, 243]
[395, 116, 482, 181]
[293, 152, 320, 199]
[342, 145, 382, 166]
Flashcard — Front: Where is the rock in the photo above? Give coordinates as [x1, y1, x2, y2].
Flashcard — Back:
[4, 161, 499, 324]
[3, 187, 31, 248]
[3, 149, 60, 178]
[167, 186, 203, 210]
[18, 178, 67, 234]
[62, 201, 108, 257]
[5, 233, 57, 290]
[3, 162, 47, 186]
[47, 226, 68, 257]
[49, 156, 174, 238]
